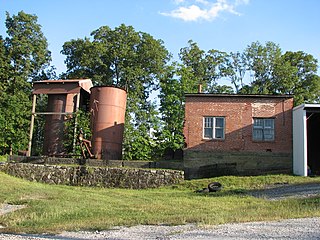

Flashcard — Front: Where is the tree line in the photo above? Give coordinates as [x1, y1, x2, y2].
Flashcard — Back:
[1, 11, 319, 159]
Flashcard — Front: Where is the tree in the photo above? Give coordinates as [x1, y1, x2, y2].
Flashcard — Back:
[178, 40, 229, 93]
[0, 11, 51, 154]
[244, 41, 282, 94]
[223, 51, 247, 93]
[179, 40, 207, 89]
[62, 24, 171, 160]
[5, 11, 51, 87]
[156, 65, 185, 158]
[272, 51, 320, 105]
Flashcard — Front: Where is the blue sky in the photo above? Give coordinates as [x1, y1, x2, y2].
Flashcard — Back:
[1, 0, 319, 76]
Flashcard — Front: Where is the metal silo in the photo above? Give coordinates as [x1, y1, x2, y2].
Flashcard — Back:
[90, 86, 127, 160]
[43, 94, 74, 155]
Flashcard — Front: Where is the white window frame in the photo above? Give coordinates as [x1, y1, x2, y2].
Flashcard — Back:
[203, 117, 225, 140]
[253, 118, 275, 141]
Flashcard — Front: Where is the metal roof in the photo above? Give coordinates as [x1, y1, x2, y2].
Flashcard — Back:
[32, 79, 93, 94]
[185, 93, 293, 98]
[293, 103, 320, 112]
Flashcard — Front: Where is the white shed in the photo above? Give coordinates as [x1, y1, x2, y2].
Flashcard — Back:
[293, 104, 320, 176]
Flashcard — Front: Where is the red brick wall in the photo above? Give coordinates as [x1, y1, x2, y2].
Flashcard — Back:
[184, 95, 293, 154]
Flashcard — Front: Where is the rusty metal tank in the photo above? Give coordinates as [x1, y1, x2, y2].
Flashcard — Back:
[43, 94, 74, 155]
[90, 86, 127, 160]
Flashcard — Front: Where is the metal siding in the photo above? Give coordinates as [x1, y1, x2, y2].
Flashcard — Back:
[293, 106, 307, 176]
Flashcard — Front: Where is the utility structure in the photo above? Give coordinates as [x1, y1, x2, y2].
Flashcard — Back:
[90, 86, 127, 160]
[28, 79, 127, 160]
[28, 79, 93, 157]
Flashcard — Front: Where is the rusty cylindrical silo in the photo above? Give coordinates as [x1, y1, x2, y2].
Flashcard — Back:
[43, 94, 74, 155]
[90, 86, 127, 160]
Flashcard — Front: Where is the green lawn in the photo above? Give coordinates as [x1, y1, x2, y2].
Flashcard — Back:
[0, 172, 319, 234]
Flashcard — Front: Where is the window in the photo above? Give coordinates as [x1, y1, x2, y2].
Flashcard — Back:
[203, 117, 225, 139]
[253, 118, 275, 141]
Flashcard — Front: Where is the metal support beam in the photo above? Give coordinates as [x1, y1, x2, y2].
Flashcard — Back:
[72, 93, 81, 153]
[27, 94, 37, 157]
[31, 112, 75, 115]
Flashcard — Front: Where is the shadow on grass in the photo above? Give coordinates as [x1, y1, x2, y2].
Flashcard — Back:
[193, 182, 320, 200]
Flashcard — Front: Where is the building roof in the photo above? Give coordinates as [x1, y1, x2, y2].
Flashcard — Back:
[293, 103, 320, 112]
[32, 79, 93, 94]
[185, 93, 293, 99]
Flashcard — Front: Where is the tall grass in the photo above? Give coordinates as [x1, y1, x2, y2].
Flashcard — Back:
[0, 172, 319, 234]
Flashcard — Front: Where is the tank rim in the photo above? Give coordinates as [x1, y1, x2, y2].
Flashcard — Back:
[90, 85, 127, 92]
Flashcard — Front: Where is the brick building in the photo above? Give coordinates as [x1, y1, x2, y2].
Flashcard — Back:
[183, 94, 294, 179]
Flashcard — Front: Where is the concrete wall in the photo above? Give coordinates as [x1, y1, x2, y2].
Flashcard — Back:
[184, 150, 292, 179]
[1, 163, 184, 189]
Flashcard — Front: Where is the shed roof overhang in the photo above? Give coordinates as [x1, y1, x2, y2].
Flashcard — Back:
[32, 79, 93, 95]
[293, 104, 320, 113]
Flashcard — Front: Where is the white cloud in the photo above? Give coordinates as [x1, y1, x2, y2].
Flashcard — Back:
[235, 0, 250, 5]
[161, 5, 209, 21]
[195, 0, 211, 5]
[173, 0, 186, 4]
[161, 0, 249, 22]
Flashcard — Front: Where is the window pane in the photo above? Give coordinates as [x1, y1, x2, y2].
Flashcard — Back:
[204, 128, 213, 138]
[264, 119, 274, 129]
[264, 129, 274, 140]
[253, 129, 263, 140]
[253, 118, 275, 141]
[215, 118, 224, 128]
[204, 117, 225, 139]
[215, 128, 224, 139]
[204, 117, 213, 128]
[254, 118, 263, 128]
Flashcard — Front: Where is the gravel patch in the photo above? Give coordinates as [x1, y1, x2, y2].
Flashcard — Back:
[0, 218, 320, 239]
[248, 182, 320, 200]
[0, 204, 26, 216]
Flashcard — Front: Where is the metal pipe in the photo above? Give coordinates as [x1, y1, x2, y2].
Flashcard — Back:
[32, 112, 75, 115]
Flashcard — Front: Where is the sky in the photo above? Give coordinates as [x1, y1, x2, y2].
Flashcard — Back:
[1, 0, 320, 76]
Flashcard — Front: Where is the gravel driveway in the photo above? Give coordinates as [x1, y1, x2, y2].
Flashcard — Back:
[1, 217, 320, 240]
[1, 182, 319, 240]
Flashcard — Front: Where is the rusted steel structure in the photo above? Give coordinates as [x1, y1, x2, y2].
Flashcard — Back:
[90, 86, 127, 160]
[28, 79, 93, 156]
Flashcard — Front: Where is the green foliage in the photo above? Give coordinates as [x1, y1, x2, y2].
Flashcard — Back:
[272, 51, 320, 106]
[223, 51, 247, 93]
[0, 155, 7, 162]
[5, 11, 51, 81]
[156, 65, 187, 157]
[0, 92, 31, 153]
[244, 41, 282, 94]
[178, 40, 320, 106]
[0, 11, 52, 154]
[64, 110, 92, 156]
[62, 24, 171, 160]
[242, 42, 320, 105]
[178, 40, 230, 93]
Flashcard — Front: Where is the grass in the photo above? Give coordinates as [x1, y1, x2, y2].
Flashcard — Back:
[0, 172, 320, 234]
